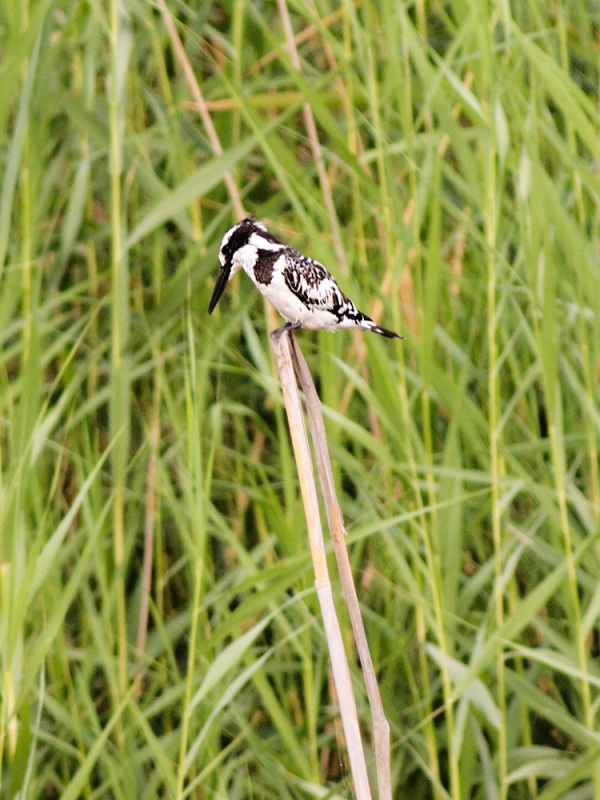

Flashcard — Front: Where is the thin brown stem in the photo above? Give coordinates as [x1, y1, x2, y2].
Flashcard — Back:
[277, 0, 348, 274]
[157, 0, 245, 221]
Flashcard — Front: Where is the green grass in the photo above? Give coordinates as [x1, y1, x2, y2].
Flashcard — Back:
[1, 1, 599, 798]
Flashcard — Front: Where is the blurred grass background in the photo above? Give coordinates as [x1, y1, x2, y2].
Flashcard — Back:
[1, 1, 599, 798]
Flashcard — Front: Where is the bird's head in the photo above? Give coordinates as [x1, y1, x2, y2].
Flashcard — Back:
[208, 216, 281, 314]
[208, 217, 255, 314]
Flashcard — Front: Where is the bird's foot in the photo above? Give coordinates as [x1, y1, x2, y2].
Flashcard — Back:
[270, 320, 301, 344]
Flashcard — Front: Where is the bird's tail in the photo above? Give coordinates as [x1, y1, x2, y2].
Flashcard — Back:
[362, 319, 403, 339]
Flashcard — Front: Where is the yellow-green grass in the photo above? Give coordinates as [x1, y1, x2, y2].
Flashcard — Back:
[1, 1, 599, 798]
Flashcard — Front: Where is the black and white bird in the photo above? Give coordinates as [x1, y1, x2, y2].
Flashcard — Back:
[208, 217, 402, 340]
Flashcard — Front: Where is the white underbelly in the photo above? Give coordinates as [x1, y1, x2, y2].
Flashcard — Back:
[259, 279, 308, 322]
[244, 263, 343, 331]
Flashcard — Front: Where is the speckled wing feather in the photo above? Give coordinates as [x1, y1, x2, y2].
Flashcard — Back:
[282, 250, 362, 322]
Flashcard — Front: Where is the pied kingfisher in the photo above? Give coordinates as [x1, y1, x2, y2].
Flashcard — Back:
[208, 217, 402, 339]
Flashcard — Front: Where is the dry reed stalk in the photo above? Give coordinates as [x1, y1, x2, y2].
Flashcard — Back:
[289, 335, 392, 800]
[271, 328, 392, 800]
[157, 0, 245, 221]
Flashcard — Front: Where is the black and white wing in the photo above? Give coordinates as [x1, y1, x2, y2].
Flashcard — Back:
[282, 250, 362, 322]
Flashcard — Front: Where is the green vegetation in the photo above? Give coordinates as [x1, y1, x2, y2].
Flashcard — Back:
[1, 1, 599, 797]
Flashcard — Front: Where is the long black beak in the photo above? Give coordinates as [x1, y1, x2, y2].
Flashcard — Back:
[208, 268, 230, 315]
